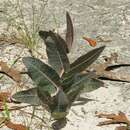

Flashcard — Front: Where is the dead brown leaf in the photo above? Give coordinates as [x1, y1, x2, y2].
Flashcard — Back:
[88, 53, 130, 82]
[96, 112, 130, 130]
[115, 126, 127, 130]
[0, 116, 28, 130]
[0, 92, 11, 102]
[5, 120, 28, 130]
[0, 61, 21, 82]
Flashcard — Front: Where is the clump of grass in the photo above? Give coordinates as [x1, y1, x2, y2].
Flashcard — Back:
[0, 0, 48, 51]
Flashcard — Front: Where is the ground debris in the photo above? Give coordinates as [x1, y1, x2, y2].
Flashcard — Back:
[96, 111, 130, 130]
[0, 61, 21, 82]
[0, 34, 23, 45]
[88, 53, 130, 82]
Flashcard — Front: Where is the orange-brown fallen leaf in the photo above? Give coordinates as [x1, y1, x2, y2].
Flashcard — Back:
[0, 92, 11, 102]
[96, 111, 130, 130]
[0, 117, 28, 130]
[115, 126, 128, 130]
[5, 120, 28, 130]
[82, 36, 97, 47]
[0, 61, 21, 82]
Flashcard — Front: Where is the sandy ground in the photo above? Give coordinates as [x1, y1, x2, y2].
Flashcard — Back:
[1, 0, 130, 130]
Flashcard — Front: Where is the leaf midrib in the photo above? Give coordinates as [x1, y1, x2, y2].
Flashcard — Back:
[47, 36, 64, 73]
[28, 61, 59, 89]
[70, 48, 103, 72]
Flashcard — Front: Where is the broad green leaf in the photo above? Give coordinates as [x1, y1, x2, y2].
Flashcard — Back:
[51, 111, 68, 120]
[12, 87, 41, 105]
[55, 33, 69, 54]
[39, 31, 70, 75]
[23, 57, 60, 95]
[37, 85, 52, 106]
[50, 90, 69, 120]
[66, 73, 103, 106]
[73, 73, 104, 93]
[82, 78, 104, 93]
[66, 12, 74, 52]
[66, 74, 87, 105]
[70, 77, 104, 106]
[39, 31, 68, 53]
[39, 31, 50, 40]
[62, 72, 96, 92]
[63, 46, 105, 77]
[61, 75, 75, 91]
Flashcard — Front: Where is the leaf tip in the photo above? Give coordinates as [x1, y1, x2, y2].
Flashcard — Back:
[39, 30, 49, 40]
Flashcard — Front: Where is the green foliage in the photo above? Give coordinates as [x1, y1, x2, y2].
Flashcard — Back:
[63, 46, 105, 77]
[22, 57, 60, 94]
[12, 87, 41, 105]
[39, 31, 70, 75]
[66, 12, 74, 52]
[12, 12, 105, 120]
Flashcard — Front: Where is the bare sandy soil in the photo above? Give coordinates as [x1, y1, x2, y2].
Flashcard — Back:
[1, 0, 130, 130]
